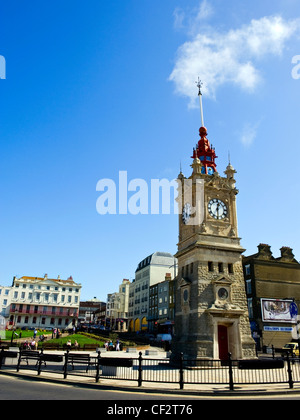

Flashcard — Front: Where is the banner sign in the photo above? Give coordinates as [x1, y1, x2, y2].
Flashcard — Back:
[261, 299, 296, 323]
[264, 326, 294, 332]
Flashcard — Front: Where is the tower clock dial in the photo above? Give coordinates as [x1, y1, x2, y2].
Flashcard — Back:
[182, 203, 191, 224]
[208, 199, 228, 220]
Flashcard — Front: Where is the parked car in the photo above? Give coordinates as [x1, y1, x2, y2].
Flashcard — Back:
[281, 342, 300, 357]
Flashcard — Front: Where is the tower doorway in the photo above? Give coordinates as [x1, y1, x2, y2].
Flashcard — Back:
[218, 325, 229, 360]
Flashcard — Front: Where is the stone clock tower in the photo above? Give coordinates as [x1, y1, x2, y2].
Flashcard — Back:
[172, 107, 256, 360]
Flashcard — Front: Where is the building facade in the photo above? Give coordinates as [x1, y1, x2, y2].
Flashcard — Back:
[172, 118, 256, 360]
[78, 299, 106, 325]
[0, 286, 12, 320]
[8, 275, 81, 330]
[243, 244, 300, 350]
[128, 252, 176, 332]
[148, 273, 175, 334]
[106, 279, 130, 331]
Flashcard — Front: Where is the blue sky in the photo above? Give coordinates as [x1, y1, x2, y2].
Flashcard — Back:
[0, 0, 299, 301]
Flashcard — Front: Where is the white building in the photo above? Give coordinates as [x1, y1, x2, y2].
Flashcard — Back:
[128, 252, 177, 332]
[0, 286, 12, 319]
[106, 279, 130, 331]
[7, 274, 82, 330]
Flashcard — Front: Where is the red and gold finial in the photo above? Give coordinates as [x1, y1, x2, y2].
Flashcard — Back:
[191, 79, 217, 175]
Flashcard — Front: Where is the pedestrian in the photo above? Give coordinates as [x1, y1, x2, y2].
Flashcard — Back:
[30, 339, 36, 350]
[116, 339, 120, 351]
[33, 328, 37, 338]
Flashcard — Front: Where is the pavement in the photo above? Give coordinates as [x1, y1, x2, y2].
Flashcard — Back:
[1, 346, 300, 398]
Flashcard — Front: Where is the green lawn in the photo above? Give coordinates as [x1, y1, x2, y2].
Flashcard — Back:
[44, 333, 105, 348]
[3, 329, 52, 341]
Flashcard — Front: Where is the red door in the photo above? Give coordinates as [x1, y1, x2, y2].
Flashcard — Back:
[218, 325, 229, 360]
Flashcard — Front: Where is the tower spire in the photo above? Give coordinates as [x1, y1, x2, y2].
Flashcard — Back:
[191, 78, 217, 175]
[196, 77, 204, 127]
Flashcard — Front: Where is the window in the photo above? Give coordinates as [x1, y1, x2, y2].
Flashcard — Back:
[21, 292, 25, 299]
[228, 263, 234, 274]
[246, 279, 252, 295]
[218, 263, 224, 273]
[14, 292, 18, 299]
[247, 298, 253, 318]
[208, 262, 214, 272]
[245, 264, 251, 276]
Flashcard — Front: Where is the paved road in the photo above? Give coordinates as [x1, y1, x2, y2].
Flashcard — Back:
[1, 374, 300, 402]
[0, 374, 198, 401]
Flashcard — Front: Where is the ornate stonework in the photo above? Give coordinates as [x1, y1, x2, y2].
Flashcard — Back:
[172, 127, 256, 361]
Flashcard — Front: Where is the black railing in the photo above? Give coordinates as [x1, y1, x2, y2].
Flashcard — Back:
[2, 348, 300, 391]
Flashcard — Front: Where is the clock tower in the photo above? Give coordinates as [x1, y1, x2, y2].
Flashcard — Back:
[172, 87, 256, 360]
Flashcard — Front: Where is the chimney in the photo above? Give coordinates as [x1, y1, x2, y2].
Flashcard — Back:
[280, 247, 295, 262]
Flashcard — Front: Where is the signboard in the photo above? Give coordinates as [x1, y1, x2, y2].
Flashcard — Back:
[264, 326, 294, 332]
[261, 299, 296, 323]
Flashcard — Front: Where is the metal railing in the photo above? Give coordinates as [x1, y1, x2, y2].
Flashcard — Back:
[1, 348, 300, 391]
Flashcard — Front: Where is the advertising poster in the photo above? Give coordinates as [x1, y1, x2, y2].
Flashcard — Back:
[261, 299, 296, 323]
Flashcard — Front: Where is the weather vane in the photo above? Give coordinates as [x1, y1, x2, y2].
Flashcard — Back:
[195, 77, 205, 127]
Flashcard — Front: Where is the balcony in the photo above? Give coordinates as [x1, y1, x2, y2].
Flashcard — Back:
[10, 306, 78, 317]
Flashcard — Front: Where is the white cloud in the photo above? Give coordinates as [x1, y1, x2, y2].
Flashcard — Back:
[169, 12, 300, 106]
[173, 0, 214, 33]
[240, 122, 259, 147]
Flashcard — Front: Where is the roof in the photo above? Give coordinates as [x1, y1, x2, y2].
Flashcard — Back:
[135, 252, 175, 273]
[13, 275, 81, 286]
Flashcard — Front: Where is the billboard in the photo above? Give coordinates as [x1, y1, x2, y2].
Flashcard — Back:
[261, 299, 297, 323]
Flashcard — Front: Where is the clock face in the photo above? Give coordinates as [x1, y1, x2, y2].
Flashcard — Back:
[218, 287, 229, 300]
[208, 199, 228, 220]
[182, 203, 191, 224]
